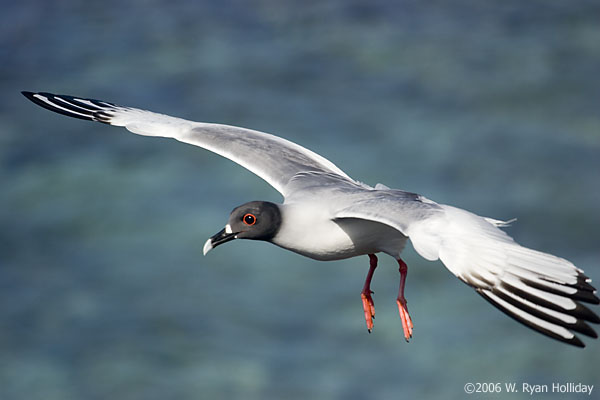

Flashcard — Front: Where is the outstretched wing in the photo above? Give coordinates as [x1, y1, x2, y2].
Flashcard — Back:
[335, 195, 599, 347]
[22, 91, 353, 197]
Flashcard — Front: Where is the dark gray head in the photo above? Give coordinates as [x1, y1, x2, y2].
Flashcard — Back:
[203, 201, 282, 255]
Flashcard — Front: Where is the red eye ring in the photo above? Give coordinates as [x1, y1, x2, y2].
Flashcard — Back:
[243, 213, 256, 226]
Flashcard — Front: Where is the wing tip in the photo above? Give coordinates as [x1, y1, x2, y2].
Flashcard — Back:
[21, 90, 36, 100]
[22, 90, 103, 122]
[476, 288, 592, 348]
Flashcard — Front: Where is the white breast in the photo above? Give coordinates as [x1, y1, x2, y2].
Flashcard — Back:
[272, 203, 407, 261]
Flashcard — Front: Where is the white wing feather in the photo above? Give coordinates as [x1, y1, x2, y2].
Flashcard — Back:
[22, 92, 353, 197]
[405, 204, 599, 346]
[334, 190, 598, 347]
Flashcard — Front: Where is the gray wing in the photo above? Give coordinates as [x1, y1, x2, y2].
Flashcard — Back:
[333, 186, 599, 347]
[283, 171, 443, 236]
[326, 184, 444, 235]
[22, 91, 353, 197]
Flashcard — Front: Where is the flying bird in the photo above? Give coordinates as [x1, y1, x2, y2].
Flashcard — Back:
[22, 91, 600, 347]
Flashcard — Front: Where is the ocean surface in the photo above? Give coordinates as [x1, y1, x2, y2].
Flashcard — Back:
[1, 1, 599, 399]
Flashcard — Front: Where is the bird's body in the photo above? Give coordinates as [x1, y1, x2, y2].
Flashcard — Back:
[275, 201, 409, 261]
[22, 91, 600, 347]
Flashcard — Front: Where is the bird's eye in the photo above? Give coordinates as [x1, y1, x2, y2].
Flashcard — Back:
[243, 213, 256, 226]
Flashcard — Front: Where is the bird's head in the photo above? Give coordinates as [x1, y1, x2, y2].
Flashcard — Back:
[203, 201, 282, 255]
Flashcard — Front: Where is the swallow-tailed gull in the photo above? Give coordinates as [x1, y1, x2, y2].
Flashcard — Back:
[22, 91, 599, 347]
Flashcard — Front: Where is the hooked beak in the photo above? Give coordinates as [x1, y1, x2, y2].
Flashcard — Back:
[203, 224, 237, 255]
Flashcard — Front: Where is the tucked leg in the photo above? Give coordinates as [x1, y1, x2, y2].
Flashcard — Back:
[396, 258, 414, 341]
[360, 254, 378, 332]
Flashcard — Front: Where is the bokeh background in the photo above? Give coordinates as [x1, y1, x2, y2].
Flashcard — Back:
[2, 1, 599, 399]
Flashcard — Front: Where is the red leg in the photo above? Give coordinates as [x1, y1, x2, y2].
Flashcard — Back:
[396, 258, 414, 341]
[360, 254, 378, 332]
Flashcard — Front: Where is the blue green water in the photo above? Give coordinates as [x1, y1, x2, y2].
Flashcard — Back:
[1, 1, 599, 399]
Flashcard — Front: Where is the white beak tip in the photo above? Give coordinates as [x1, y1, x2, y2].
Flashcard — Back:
[203, 238, 213, 256]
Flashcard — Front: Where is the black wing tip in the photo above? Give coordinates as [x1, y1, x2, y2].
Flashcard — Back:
[21, 90, 59, 99]
[521, 276, 600, 305]
[22, 90, 36, 100]
[563, 334, 586, 348]
[476, 288, 590, 348]
[500, 280, 600, 324]
[570, 336, 586, 348]
[494, 284, 599, 338]
[22, 90, 100, 122]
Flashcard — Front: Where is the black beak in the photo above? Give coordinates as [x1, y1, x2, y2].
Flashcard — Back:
[203, 226, 237, 255]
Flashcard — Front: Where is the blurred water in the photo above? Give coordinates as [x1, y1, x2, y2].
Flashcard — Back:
[1, 1, 599, 399]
